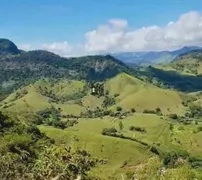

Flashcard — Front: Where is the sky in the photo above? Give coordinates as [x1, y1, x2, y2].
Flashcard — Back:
[1, 0, 202, 56]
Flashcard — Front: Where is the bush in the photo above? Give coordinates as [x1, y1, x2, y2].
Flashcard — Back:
[169, 114, 178, 120]
[116, 106, 122, 112]
[129, 126, 146, 133]
[119, 121, 124, 131]
[126, 171, 134, 179]
[169, 124, 174, 131]
[114, 93, 120, 98]
[53, 121, 67, 129]
[155, 108, 162, 115]
[143, 109, 156, 114]
[102, 128, 117, 135]
[197, 126, 202, 132]
[163, 150, 189, 167]
[178, 126, 184, 131]
[189, 104, 202, 118]
[102, 96, 115, 107]
[103, 110, 111, 116]
[131, 108, 136, 113]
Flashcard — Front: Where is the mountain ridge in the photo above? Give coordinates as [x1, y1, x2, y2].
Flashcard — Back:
[111, 46, 202, 65]
[0, 41, 140, 99]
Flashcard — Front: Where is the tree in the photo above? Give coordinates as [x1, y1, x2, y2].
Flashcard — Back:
[131, 108, 136, 113]
[119, 121, 124, 131]
[116, 106, 122, 112]
[155, 107, 162, 115]
[169, 114, 178, 120]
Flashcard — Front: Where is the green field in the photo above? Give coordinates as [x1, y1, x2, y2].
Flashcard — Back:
[38, 113, 202, 179]
[0, 72, 202, 179]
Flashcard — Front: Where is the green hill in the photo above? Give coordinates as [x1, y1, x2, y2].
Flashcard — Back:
[1, 39, 202, 179]
[171, 49, 202, 75]
[0, 50, 140, 100]
[106, 73, 185, 115]
[143, 66, 202, 92]
[0, 73, 187, 116]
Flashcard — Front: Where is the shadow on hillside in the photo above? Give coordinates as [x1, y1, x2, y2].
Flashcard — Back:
[144, 67, 202, 92]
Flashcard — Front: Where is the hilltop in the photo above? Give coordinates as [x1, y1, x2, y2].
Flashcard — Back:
[171, 49, 202, 75]
[0, 72, 186, 116]
[0, 48, 139, 99]
[0, 38, 21, 55]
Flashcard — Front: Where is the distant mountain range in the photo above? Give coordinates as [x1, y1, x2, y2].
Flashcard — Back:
[111, 46, 202, 65]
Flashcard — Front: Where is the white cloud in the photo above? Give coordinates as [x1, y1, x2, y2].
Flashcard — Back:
[19, 11, 202, 57]
[42, 41, 73, 56]
[18, 44, 32, 51]
[108, 19, 128, 30]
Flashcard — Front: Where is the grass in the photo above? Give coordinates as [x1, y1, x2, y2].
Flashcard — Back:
[1, 73, 187, 117]
[172, 123, 202, 158]
[39, 120, 151, 179]
[106, 73, 186, 115]
[2, 85, 50, 113]
[39, 114, 169, 178]
[171, 57, 202, 75]
[39, 113, 202, 179]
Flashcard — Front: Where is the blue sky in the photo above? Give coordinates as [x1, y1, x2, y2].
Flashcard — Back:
[1, 0, 202, 56]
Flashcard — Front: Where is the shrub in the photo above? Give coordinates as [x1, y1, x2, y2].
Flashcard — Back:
[53, 121, 67, 130]
[129, 126, 146, 133]
[114, 93, 120, 98]
[143, 109, 156, 114]
[197, 126, 202, 132]
[126, 171, 134, 179]
[178, 126, 184, 131]
[169, 114, 178, 120]
[163, 150, 189, 167]
[119, 121, 124, 131]
[155, 108, 162, 115]
[189, 104, 202, 118]
[103, 110, 111, 116]
[102, 96, 115, 107]
[169, 124, 174, 131]
[116, 106, 122, 112]
[102, 128, 117, 135]
[131, 108, 136, 113]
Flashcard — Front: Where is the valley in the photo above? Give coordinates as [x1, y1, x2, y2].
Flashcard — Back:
[1, 39, 202, 179]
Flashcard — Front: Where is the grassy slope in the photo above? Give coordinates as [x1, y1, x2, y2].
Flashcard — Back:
[106, 73, 186, 115]
[154, 64, 195, 76]
[1, 79, 88, 115]
[39, 114, 202, 179]
[172, 57, 202, 75]
[39, 114, 163, 179]
[2, 85, 50, 113]
[1, 73, 202, 178]
[0, 73, 187, 116]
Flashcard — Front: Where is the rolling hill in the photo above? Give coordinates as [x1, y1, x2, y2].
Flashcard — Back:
[1, 39, 202, 179]
[0, 40, 140, 100]
[171, 49, 202, 75]
[0, 72, 188, 117]
[105, 73, 185, 114]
